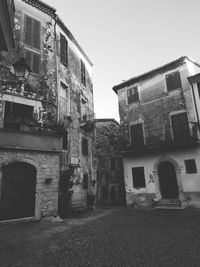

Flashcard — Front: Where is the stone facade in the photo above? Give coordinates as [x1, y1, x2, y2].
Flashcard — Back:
[113, 57, 200, 208]
[0, 0, 96, 221]
[96, 119, 125, 206]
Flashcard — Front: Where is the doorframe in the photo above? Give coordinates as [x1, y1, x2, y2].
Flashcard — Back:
[153, 156, 184, 201]
[0, 158, 41, 221]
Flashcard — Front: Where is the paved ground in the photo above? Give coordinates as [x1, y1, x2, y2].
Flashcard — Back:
[1, 207, 200, 267]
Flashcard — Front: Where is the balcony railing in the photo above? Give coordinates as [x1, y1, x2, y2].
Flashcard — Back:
[126, 124, 199, 152]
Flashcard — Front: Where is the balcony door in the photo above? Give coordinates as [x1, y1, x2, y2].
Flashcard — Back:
[130, 123, 144, 148]
[171, 112, 190, 142]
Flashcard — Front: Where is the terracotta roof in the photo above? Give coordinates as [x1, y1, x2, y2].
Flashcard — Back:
[21, 0, 93, 66]
[112, 56, 200, 93]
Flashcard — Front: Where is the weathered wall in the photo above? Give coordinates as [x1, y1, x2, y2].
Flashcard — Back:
[124, 146, 200, 207]
[118, 63, 198, 142]
[0, 150, 59, 218]
[96, 120, 125, 206]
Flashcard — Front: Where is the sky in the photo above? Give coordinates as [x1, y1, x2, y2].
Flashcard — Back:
[45, 0, 200, 121]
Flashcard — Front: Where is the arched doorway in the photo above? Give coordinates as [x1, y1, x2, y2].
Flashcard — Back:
[158, 161, 179, 199]
[0, 162, 36, 220]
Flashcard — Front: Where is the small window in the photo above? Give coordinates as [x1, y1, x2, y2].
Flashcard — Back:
[60, 33, 68, 67]
[132, 167, 146, 188]
[110, 158, 115, 171]
[83, 173, 88, 189]
[24, 49, 40, 74]
[185, 159, 197, 174]
[24, 15, 40, 49]
[63, 132, 68, 150]
[82, 137, 88, 156]
[81, 60, 86, 86]
[166, 71, 182, 92]
[127, 86, 139, 104]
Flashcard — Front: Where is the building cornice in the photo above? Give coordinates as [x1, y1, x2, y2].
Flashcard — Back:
[112, 56, 200, 94]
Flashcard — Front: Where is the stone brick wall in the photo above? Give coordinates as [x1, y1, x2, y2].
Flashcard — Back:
[0, 150, 60, 219]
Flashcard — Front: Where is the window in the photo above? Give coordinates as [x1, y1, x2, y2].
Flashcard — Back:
[63, 131, 68, 150]
[127, 86, 139, 104]
[25, 49, 40, 74]
[171, 112, 190, 142]
[132, 167, 146, 188]
[81, 60, 86, 86]
[60, 33, 68, 67]
[185, 159, 197, 174]
[24, 15, 40, 49]
[130, 123, 144, 148]
[166, 71, 182, 92]
[4, 101, 33, 130]
[82, 137, 88, 156]
[83, 174, 88, 189]
[110, 158, 115, 172]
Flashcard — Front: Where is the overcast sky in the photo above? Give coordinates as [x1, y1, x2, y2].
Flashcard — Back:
[45, 0, 200, 121]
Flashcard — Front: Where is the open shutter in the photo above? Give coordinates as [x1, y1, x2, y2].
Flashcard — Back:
[60, 34, 68, 66]
[24, 16, 32, 46]
[33, 19, 40, 49]
[32, 53, 40, 74]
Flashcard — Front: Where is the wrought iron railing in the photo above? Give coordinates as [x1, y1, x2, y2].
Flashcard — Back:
[129, 124, 198, 150]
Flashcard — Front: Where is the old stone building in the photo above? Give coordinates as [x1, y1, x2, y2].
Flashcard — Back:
[113, 56, 200, 208]
[0, 0, 96, 221]
[95, 119, 125, 206]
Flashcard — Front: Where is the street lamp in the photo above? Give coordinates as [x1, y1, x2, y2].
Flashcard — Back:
[12, 58, 31, 86]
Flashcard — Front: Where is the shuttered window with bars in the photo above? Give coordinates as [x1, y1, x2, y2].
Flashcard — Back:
[166, 71, 182, 92]
[81, 60, 86, 86]
[60, 33, 68, 67]
[25, 49, 40, 74]
[24, 15, 41, 49]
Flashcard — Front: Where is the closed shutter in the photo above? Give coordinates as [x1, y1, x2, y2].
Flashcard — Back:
[25, 50, 40, 74]
[81, 60, 86, 86]
[24, 15, 40, 49]
[166, 71, 182, 92]
[130, 123, 144, 148]
[60, 34, 68, 67]
[171, 112, 190, 141]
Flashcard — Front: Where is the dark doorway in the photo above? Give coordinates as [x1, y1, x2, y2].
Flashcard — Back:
[111, 187, 117, 206]
[0, 162, 36, 221]
[158, 161, 179, 199]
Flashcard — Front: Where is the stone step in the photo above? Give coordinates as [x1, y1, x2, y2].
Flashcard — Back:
[155, 198, 184, 210]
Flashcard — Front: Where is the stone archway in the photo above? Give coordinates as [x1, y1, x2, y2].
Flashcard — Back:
[153, 156, 184, 201]
[158, 161, 178, 199]
[0, 162, 36, 221]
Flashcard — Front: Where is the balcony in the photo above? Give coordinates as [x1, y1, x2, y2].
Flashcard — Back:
[123, 124, 199, 155]
[0, 123, 63, 152]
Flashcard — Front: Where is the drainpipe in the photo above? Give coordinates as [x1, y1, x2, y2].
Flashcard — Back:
[53, 15, 59, 123]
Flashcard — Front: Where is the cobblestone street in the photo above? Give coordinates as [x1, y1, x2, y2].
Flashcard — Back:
[1, 207, 200, 266]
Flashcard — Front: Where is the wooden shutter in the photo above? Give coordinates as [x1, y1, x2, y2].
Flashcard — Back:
[132, 167, 146, 188]
[130, 123, 144, 148]
[82, 138, 88, 155]
[81, 60, 86, 86]
[128, 86, 139, 104]
[166, 71, 182, 92]
[33, 19, 40, 49]
[171, 112, 190, 142]
[24, 16, 32, 46]
[60, 34, 68, 66]
[32, 53, 40, 74]
[24, 15, 40, 49]
[25, 50, 40, 74]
